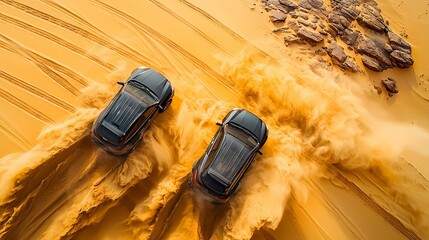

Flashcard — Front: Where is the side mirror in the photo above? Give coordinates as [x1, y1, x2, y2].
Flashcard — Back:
[117, 81, 125, 86]
[216, 122, 222, 127]
[257, 150, 263, 155]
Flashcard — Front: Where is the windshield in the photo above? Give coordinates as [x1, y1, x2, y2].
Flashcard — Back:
[208, 125, 257, 186]
[226, 124, 258, 148]
[125, 81, 158, 105]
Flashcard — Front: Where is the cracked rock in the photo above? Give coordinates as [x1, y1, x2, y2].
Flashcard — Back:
[357, 3, 387, 32]
[297, 28, 324, 44]
[382, 77, 399, 96]
[361, 55, 385, 72]
[387, 31, 412, 53]
[324, 42, 347, 63]
[391, 50, 414, 68]
[270, 10, 287, 22]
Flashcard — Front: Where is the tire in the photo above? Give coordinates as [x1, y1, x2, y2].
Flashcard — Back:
[159, 99, 172, 113]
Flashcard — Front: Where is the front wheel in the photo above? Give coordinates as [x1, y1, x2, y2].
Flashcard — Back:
[159, 99, 172, 113]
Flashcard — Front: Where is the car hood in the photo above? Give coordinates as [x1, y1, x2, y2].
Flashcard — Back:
[228, 110, 266, 143]
[132, 69, 168, 99]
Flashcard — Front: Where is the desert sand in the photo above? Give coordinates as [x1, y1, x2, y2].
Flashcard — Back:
[0, 0, 428, 239]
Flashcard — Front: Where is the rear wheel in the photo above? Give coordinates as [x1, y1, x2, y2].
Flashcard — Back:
[160, 99, 172, 113]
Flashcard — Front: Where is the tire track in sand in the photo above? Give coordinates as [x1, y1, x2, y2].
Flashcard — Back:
[0, 117, 32, 150]
[0, 33, 87, 88]
[0, 138, 104, 240]
[89, 0, 238, 96]
[147, 176, 189, 240]
[148, 0, 231, 56]
[332, 167, 422, 240]
[178, 0, 245, 42]
[42, 0, 216, 100]
[43, 0, 231, 73]
[40, 114, 177, 239]
[0, 88, 53, 124]
[0, 70, 76, 112]
[0, 0, 155, 67]
[177, 0, 271, 58]
[34, 0, 240, 98]
[0, 34, 83, 96]
[39, 0, 106, 34]
[41, 0, 189, 77]
[0, 12, 115, 71]
[39, 0, 163, 70]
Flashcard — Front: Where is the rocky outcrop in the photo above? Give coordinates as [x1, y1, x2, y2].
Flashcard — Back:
[323, 43, 361, 72]
[279, 0, 298, 12]
[297, 28, 324, 45]
[298, 19, 317, 29]
[355, 36, 392, 71]
[356, 3, 387, 32]
[386, 31, 413, 68]
[391, 50, 414, 68]
[284, 33, 305, 45]
[263, 0, 299, 13]
[340, 57, 361, 72]
[270, 10, 287, 22]
[354, 34, 413, 70]
[340, 28, 361, 46]
[328, 0, 360, 34]
[382, 77, 399, 96]
[263, 0, 414, 73]
[299, 0, 327, 14]
[361, 55, 384, 72]
[387, 31, 411, 53]
[324, 42, 347, 62]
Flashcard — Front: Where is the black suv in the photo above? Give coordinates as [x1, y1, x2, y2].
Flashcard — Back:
[91, 67, 174, 156]
[190, 108, 268, 203]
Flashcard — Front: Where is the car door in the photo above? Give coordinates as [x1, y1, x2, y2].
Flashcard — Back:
[139, 105, 158, 133]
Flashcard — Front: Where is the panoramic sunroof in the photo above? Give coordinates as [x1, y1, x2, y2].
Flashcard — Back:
[209, 134, 251, 185]
[104, 92, 147, 135]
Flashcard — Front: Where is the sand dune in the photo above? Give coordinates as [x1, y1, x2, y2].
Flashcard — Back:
[0, 0, 428, 239]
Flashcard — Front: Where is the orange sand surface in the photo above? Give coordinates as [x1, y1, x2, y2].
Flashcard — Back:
[0, 0, 428, 239]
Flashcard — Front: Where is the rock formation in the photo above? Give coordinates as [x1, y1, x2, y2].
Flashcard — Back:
[382, 77, 399, 96]
[262, 0, 414, 73]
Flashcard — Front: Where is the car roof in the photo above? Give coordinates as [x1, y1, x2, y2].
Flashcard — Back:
[102, 91, 149, 140]
[208, 133, 252, 186]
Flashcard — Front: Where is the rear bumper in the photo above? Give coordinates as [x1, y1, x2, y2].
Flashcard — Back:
[91, 132, 132, 156]
[189, 169, 229, 204]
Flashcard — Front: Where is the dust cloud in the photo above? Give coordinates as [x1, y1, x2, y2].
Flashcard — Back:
[1, 0, 429, 234]
[1, 50, 428, 239]
[1, 50, 429, 239]
[206, 51, 429, 239]
[128, 99, 230, 239]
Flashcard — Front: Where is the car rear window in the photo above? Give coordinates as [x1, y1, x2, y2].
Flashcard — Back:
[208, 133, 252, 186]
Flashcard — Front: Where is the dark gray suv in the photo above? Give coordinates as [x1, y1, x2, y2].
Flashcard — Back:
[190, 109, 268, 203]
[91, 67, 174, 156]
